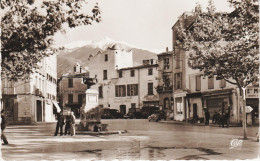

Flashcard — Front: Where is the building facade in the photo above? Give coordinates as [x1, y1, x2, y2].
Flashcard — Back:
[2, 54, 57, 124]
[156, 50, 174, 114]
[87, 44, 159, 115]
[57, 63, 88, 118]
[156, 13, 259, 125]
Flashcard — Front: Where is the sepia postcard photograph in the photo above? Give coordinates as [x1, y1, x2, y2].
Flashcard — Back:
[0, 0, 259, 160]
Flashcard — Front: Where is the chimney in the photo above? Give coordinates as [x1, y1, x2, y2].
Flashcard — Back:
[166, 47, 168, 52]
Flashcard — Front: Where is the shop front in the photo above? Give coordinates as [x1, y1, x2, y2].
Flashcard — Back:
[174, 92, 187, 121]
[202, 88, 237, 124]
[245, 86, 259, 125]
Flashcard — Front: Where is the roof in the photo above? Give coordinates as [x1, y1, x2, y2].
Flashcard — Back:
[157, 51, 174, 56]
[119, 64, 158, 71]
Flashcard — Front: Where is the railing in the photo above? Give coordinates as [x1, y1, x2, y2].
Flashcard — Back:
[156, 85, 173, 93]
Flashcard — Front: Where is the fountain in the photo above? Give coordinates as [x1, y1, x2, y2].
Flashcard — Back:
[77, 77, 108, 132]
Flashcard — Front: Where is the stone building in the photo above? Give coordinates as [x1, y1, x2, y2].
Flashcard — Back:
[57, 63, 88, 118]
[156, 13, 259, 125]
[2, 54, 58, 124]
[87, 44, 159, 115]
[156, 50, 174, 113]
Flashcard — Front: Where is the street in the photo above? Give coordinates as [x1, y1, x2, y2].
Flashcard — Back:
[1, 119, 259, 160]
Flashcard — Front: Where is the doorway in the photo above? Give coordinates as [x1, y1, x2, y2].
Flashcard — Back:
[36, 100, 42, 122]
[120, 105, 126, 115]
[193, 104, 197, 118]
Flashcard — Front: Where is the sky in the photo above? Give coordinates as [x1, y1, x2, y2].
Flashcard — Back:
[53, 0, 233, 53]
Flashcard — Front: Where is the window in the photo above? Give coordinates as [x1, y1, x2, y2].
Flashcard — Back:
[196, 75, 201, 91]
[127, 84, 138, 96]
[130, 70, 135, 77]
[119, 71, 123, 78]
[163, 75, 171, 88]
[219, 79, 226, 88]
[99, 86, 103, 98]
[174, 73, 182, 89]
[131, 103, 136, 109]
[105, 54, 108, 61]
[68, 94, 73, 104]
[208, 77, 214, 89]
[148, 68, 153, 75]
[148, 83, 154, 95]
[103, 70, 107, 80]
[115, 85, 126, 97]
[164, 58, 169, 69]
[78, 94, 84, 105]
[68, 78, 73, 88]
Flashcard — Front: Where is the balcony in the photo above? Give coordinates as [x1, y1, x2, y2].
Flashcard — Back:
[35, 88, 44, 97]
[156, 85, 173, 93]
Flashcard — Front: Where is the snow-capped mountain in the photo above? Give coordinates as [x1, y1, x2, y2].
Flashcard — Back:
[61, 37, 164, 53]
[57, 37, 160, 77]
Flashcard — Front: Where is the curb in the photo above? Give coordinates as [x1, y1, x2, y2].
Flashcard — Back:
[76, 130, 128, 135]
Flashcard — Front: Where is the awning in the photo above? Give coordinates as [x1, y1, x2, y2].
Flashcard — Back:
[52, 101, 61, 113]
[246, 106, 253, 113]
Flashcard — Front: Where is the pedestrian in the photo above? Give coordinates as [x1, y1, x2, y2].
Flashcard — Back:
[64, 112, 71, 135]
[224, 107, 231, 128]
[1, 109, 8, 145]
[212, 111, 218, 125]
[205, 109, 210, 125]
[54, 112, 65, 136]
[70, 111, 76, 136]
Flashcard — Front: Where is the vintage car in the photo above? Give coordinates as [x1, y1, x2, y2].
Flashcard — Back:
[148, 113, 160, 122]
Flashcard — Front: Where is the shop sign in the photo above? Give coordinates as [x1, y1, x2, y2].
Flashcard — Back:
[62, 90, 85, 93]
[246, 87, 259, 98]
[245, 106, 253, 113]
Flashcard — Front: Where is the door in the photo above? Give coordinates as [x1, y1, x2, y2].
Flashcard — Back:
[36, 100, 42, 122]
[193, 104, 197, 118]
[120, 105, 126, 115]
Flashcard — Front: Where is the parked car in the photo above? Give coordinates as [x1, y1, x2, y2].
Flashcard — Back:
[148, 110, 166, 122]
[124, 108, 142, 119]
[109, 109, 123, 119]
[141, 106, 159, 119]
[101, 108, 123, 119]
[148, 113, 160, 122]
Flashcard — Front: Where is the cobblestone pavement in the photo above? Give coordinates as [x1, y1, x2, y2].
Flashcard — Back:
[1, 119, 259, 160]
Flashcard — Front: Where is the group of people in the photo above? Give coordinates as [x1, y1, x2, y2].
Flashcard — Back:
[212, 108, 231, 128]
[54, 111, 76, 136]
[191, 108, 231, 128]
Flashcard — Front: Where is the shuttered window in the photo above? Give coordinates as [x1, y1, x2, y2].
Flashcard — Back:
[219, 79, 226, 88]
[115, 85, 126, 97]
[127, 84, 138, 96]
[196, 75, 201, 91]
[208, 77, 214, 89]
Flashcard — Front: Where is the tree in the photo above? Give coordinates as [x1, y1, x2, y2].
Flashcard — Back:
[177, 0, 259, 140]
[1, 0, 101, 80]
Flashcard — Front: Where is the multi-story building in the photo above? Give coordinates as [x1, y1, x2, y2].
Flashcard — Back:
[87, 44, 159, 115]
[57, 63, 88, 118]
[156, 49, 174, 113]
[156, 13, 259, 125]
[112, 60, 159, 115]
[2, 54, 58, 124]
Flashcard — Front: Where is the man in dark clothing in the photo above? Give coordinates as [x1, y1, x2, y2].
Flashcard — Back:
[1, 110, 8, 145]
[64, 113, 71, 135]
[205, 109, 210, 126]
[54, 113, 64, 136]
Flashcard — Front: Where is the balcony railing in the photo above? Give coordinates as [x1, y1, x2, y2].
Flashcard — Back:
[156, 85, 173, 93]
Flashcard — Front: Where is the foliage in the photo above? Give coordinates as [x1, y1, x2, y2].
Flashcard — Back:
[177, 0, 259, 89]
[1, 0, 101, 80]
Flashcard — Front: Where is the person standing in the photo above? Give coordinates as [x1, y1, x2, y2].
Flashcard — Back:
[1, 109, 8, 145]
[70, 112, 76, 136]
[64, 112, 71, 135]
[205, 109, 210, 126]
[54, 112, 65, 136]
